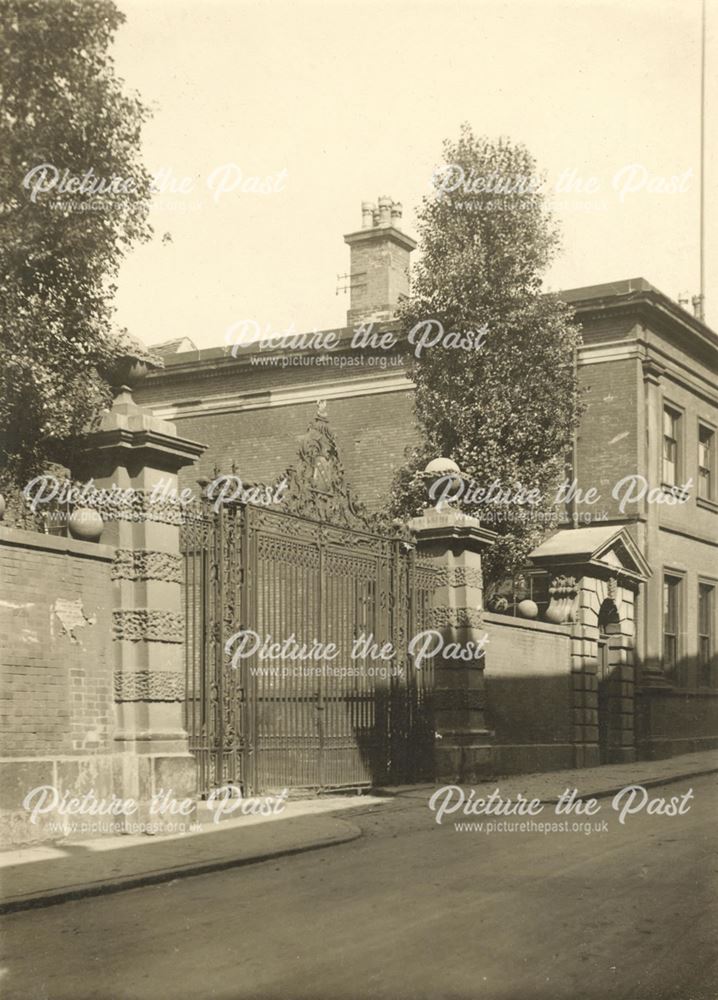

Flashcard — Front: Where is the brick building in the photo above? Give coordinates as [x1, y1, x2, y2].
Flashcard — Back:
[136, 202, 718, 760]
[3, 202, 715, 846]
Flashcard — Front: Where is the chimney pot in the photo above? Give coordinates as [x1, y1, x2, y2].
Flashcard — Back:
[378, 195, 392, 227]
[361, 201, 375, 229]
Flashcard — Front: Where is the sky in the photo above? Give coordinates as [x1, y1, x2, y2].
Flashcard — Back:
[112, 0, 716, 349]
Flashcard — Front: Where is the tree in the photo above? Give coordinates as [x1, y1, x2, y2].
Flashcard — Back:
[0, 0, 156, 494]
[391, 125, 583, 591]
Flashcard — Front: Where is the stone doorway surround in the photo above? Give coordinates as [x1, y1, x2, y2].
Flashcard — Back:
[529, 525, 651, 767]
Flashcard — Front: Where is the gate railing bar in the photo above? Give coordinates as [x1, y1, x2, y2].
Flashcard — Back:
[217, 503, 225, 789]
[317, 532, 326, 790]
[243, 502, 255, 794]
[201, 530, 210, 797]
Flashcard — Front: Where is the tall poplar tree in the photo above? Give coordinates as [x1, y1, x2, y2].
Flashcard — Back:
[392, 125, 583, 590]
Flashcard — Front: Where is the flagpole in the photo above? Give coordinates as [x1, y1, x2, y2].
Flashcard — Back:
[699, 0, 706, 321]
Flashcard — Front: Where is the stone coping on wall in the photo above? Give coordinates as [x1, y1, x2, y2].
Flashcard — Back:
[483, 611, 573, 638]
[0, 525, 115, 562]
[636, 687, 718, 699]
[0, 752, 193, 763]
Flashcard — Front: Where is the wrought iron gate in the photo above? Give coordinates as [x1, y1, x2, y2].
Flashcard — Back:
[181, 406, 437, 796]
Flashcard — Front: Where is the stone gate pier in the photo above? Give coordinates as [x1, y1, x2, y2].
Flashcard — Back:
[409, 484, 497, 783]
[71, 385, 206, 829]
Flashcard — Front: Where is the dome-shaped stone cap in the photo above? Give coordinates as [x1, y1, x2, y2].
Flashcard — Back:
[424, 457, 461, 476]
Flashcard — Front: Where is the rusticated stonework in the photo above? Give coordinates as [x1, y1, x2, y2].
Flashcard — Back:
[114, 670, 185, 702]
[112, 549, 183, 584]
[112, 610, 183, 643]
[430, 606, 484, 629]
[432, 566, 483, 590]
[57, 486, 186, 525]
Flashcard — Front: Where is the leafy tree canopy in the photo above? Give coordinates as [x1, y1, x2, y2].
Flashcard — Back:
[0, 0, 157, 493]
[391, 125, 583, 590]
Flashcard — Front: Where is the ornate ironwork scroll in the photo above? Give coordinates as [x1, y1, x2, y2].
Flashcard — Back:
[181, 402, 438, 796]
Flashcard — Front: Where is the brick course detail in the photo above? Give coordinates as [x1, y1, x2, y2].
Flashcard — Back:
[0, 534, 114, 756]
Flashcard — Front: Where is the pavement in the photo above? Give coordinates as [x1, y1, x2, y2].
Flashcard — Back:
[2, 771, 716, 1000]
[1, 748, 716, 915]
[374, 747, 718, 804]
[0, 795, 374, 914]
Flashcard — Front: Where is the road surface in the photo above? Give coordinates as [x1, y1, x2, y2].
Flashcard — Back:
[1, 775, 716, 1000]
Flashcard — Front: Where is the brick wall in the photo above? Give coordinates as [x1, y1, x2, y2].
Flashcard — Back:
[137, 315, 646, 523]
[171, 389, 417, 510]
[0, 528, 115, 757]
[346, 238, 412, 323]
[574, 356, 640, 521]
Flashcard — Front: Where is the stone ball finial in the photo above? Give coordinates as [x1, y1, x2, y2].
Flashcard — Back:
[422, 457, 464, 509]
[424, 457, 460, 477]
[68, 508, 104, 543]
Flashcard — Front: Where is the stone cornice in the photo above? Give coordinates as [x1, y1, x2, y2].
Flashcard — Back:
[343, 225, 417, 252]
[137, 285, 717, 389]
[138, 321, 403, 379]
[570, 291, 718, 355]
[146, 372, 412, 421]
[79, 426, 206, 471]
[408, 511, 498, 554]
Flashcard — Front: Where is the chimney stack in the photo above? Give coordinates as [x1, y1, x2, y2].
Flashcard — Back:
[343, 197, 416, 327]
